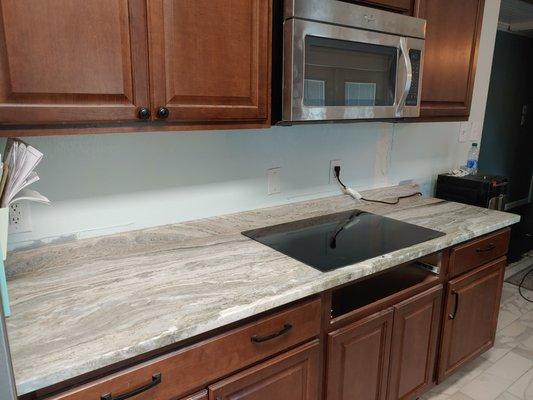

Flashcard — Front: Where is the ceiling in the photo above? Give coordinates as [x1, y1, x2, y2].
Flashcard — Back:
[499, 0, 533, 37]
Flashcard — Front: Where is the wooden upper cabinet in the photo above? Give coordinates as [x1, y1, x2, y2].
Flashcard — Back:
[0, 0, 150, 125]
[438, 258, 505, 381]
[415, 0, 485, 118]
[350, 0, 415, 15]
[148, 0, 272, 124]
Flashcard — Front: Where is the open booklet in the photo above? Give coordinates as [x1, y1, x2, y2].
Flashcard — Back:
[0, 139, 49, 208]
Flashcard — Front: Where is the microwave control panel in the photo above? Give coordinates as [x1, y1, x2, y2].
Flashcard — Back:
[406, 49, 421, 106]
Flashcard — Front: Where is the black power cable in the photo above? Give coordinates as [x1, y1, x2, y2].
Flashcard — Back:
[518, 268, 533, 303]
[333, 165, 422, 205]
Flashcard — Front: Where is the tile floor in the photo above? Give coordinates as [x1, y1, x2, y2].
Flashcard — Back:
[420, 282, 533, 400]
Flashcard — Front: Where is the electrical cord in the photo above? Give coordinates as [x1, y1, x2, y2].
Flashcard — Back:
[518, 268, 533, 303]
[333, 166, 422, 204]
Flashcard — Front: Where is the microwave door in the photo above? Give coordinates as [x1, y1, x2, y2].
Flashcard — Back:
[283, 18, 424, 122]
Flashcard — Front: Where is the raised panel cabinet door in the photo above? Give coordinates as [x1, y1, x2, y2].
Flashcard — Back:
[388, 284, 443, 400]
[438, 258, 506, 381]
[326, 308, 394, 400]
[179, 391, 208, 400]
[148, 0, 272, 123]
[0, 0, 150, 125]
[208, 340, 320, 400]
[415, 0, 485, 118]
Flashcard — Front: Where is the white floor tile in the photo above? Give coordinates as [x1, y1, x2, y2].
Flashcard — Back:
[495, 391, 522, 400]
[507, 367, 533, 400]
[460, 372, 514, 400]
[484, 351, 533, 382]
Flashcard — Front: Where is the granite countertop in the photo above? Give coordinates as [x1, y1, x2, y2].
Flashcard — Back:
[5, 185, 520, 396]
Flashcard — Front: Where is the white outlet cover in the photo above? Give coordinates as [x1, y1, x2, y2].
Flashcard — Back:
[469, 122, 482, 141]
[330, 160, 341, 184]
[267, 168, 281, 195]
[9, 201, 32, 234]
[459, 122, 472, 143]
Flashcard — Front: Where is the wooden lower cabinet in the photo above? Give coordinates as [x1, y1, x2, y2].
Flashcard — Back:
[388, 285, 442, 400]
[180, 391, 208, 400]
[438, 258, 506, 381]
[326, 285, 443, 400]
[326, 309, 394, 400]
[208, 340, 320, 400]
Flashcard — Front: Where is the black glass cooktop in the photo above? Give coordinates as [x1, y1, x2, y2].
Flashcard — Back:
[242, 210, 445, 272]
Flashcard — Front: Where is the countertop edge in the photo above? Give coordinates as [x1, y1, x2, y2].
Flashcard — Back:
[14, 214, 520, 396]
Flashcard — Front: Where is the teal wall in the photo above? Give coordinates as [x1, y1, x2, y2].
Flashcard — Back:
[479, 31, 533, 202]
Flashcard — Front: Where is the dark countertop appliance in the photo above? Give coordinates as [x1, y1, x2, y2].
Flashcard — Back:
[242, 210, 444, 272]
[436, 173, 508, 210]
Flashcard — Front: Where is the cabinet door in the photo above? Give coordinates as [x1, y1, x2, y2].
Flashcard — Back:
[148, 0, 271, 124]
[208, 340, 320, 400]
[388, 285, 443, 400]
[415, 0, 484, 118]
[326, 308, 394, 400]
[438, 258, 505, 381]
[179, 391, 207, 400]
[0, 0, 150, 125]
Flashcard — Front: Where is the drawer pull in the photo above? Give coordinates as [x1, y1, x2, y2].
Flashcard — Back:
[101, 373, 161, 400]
[251, 323, 293, 343]
[476, 243, 496, 253]
[448, 290, 459, 320]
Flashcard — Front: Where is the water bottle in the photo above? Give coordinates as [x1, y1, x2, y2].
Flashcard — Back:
[466, 143, 479, 174]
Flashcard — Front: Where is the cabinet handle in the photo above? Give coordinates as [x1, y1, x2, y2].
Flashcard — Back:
[448, 290, 459, 320]
[157, 107, 169, 119]
[137, 107, 150, 120]
[476, 243, 496, 253]
[251, 323, 292, 343]
[101, 373, 161, 400]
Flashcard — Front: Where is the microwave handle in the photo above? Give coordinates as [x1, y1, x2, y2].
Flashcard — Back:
[395, 37, 412, 117]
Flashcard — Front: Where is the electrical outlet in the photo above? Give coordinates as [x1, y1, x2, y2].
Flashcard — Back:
[459, 122, 471, 143]
[469, 122, 481, 141]
[9, 202, 32, 234]
[267, 167, 281, 195]
[330, 160, 341, 184]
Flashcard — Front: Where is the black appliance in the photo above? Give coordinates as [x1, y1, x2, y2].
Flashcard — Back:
[242, 210, 445, 273]
[436, 173, 508, 210]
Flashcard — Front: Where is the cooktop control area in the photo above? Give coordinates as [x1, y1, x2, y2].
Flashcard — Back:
[242, 210, 445, 272]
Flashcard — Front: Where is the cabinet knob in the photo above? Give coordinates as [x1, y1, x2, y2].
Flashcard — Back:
[137, 107, 150, 120]
[157, 107, 169, 119]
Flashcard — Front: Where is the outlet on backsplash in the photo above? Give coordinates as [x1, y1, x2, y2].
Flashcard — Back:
[330, 160, 341, 184]
[9, 202, 32, 234]
[267, 168, 281, 195]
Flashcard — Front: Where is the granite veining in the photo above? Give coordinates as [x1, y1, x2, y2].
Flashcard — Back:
[5, 185, 520, 396]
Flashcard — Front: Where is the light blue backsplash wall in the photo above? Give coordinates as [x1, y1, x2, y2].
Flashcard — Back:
[3, 0, 501, 251]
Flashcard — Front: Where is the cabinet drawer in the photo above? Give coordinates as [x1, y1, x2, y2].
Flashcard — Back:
[449, 229, 510, 278]
[48, 298, 321, 400]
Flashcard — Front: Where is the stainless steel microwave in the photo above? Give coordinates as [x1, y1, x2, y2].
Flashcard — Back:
[282, 0, 426, 123]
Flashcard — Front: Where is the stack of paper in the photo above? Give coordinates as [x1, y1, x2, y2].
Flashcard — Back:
[0, 139, 49, 208]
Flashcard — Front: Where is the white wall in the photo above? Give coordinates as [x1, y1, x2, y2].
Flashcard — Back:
[4, 0, 501, 251]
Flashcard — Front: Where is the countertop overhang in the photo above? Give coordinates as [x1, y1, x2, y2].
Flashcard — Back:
[5, 185, 520, 396]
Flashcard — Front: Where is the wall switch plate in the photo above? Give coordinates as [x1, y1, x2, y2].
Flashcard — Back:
[330, 160, 341, 184]
[469, 122, 481, 141]
[459, 122, 472, 142]
[9, 202, 32, 234]
[267, 168, 281, 195]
